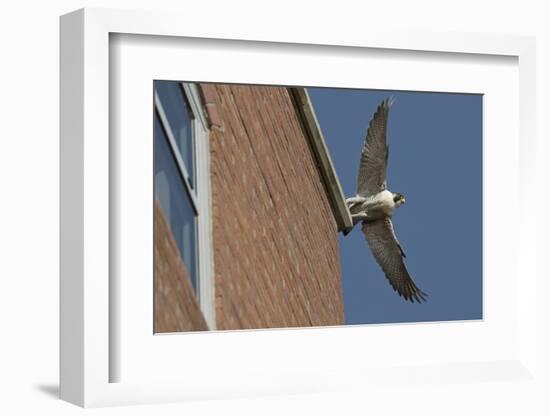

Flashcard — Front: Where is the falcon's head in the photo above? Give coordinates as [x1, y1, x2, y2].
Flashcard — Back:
[393, 192, 406, 208]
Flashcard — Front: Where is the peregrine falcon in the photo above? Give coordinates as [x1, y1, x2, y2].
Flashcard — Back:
[344, 98, 427, 303]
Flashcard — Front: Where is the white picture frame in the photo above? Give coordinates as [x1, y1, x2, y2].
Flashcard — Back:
[60, 7, 538, 408]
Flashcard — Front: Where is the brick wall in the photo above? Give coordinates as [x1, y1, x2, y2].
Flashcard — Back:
[205, 84, 345, 330]
[154, 200, 209, 333]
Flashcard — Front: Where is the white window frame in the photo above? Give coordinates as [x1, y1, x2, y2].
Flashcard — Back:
[154, 82, 216, 329]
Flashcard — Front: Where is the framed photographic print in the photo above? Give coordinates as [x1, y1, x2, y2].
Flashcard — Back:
[60, 8, 538, 408]
[150, 81, 483, 335]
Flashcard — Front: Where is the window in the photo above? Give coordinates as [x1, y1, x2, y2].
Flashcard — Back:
[154, 109, 199, 289]
[154, 81, 196, 187]
[154, 81, 215, 328]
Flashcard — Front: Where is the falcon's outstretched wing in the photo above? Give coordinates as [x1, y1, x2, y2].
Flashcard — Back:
[362, 218, 426, 303]
[357, 98, 393, 197]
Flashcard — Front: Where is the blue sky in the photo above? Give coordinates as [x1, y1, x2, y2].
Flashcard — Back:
[308, 88, 483, 325]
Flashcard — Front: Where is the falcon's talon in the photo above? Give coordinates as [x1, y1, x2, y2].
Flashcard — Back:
[351, 212, 369, 225]
[345, 196, 367, 209]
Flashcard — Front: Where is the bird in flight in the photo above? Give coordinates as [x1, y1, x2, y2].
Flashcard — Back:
[344, 98, 427, 303]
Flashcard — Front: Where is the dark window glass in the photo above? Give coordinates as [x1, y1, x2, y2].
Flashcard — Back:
[154, 112, 198, 291]
[154, 80, 196, 187]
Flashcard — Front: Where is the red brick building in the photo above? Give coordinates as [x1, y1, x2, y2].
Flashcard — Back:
[154, 82, 351, 333]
